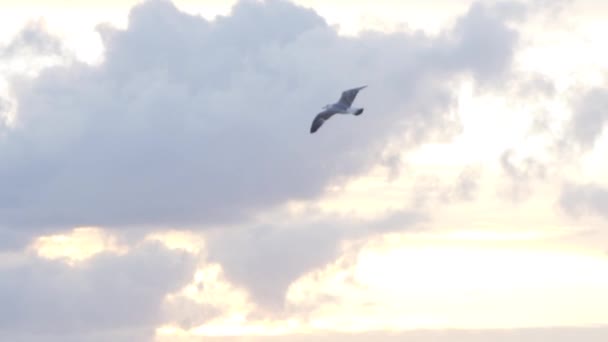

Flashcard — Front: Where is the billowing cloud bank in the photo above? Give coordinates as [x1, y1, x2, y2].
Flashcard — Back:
[0, 0, 523, 237]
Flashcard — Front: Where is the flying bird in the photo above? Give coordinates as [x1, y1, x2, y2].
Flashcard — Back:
[310, 85, 367, 133]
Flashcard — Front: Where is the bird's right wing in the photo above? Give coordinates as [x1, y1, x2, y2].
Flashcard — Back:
[337, 85, 367, 108]
[310, 110, 336, 133]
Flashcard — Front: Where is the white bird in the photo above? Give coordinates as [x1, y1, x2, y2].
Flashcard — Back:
[310, 85, 367, 134]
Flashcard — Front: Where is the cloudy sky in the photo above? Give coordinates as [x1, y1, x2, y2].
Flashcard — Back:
[1, 0, 608, 341]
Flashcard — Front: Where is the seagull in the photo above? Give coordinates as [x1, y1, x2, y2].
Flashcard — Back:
[310, 85, 367, 133]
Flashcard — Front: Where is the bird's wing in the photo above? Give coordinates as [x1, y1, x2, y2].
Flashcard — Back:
[337, 85, 367, 108]
[310, 109, 337, 133]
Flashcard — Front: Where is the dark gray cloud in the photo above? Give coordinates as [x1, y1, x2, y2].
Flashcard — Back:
[0, 0, 527, 239]
[205, 209, 424, 312]
[0, 241, 197, 342]
[559, 182, 608, 219]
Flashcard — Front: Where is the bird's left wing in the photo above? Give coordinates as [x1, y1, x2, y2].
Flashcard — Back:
[337, 85, 367, 108]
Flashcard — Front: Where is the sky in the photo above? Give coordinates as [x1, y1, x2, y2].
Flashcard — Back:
[0, 0, 608, 341]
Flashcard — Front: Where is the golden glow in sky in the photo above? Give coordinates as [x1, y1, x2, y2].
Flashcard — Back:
[29, 226, 608, 337]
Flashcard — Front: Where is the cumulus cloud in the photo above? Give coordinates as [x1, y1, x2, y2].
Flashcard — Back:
[0, 0, 539, 324]
[0, 0, 527, 240]
[206, 208, 424, 311]
[0, 241, 197, 342]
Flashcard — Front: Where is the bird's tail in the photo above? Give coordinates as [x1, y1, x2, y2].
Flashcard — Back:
[354, 108, 364, 116]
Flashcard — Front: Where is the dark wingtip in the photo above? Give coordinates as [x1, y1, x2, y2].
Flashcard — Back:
[310, 119, 322, 133]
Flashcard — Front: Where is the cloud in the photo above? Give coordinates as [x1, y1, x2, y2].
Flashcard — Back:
[561, 87, 608, 152]
[516, 74, 556, 100]
[0, 20, 67, 83]
[0, 20, 64, 60]
[410, 166, 482, 207]
[499, 149, 547, 200]
[433, 0, 526, 85]
[550, 86, 608, 216]
[0, 227, 46, 252]
[559, 182, 608, 219]
[0, 96, 8, 117]
[0, 0, 527, 239]
[205, 208, 424, 311]
[0, 241, 197, 342]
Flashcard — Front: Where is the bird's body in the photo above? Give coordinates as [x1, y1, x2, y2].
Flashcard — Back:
[310, 85, 367, 133]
